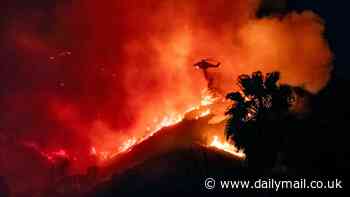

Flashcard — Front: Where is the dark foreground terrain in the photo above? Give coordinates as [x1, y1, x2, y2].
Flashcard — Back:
[82, 77, 349, 196]
[30, 77, 349, 197]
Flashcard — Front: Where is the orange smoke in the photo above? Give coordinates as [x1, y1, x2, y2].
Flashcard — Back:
[236, 11, 333, 93]
[53, 0, 332, 167]
[1, 0, 332, 172]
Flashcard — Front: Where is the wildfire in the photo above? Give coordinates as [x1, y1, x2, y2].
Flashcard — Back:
[209, 136, 246, 159]
[152, 114, 184, 132]
[118, 138, 138, 153]
[24, 142, 72, 163]
[201, 93, 217, 106]
[197, 109, 211, 119]
[106, 92, 217, 158]
[36, 91, 244, 165]
[90, 147, 97, 156]
[44, 149, 70, 162]
[98, 91, 218, 160]
[104, 91, 246, 162]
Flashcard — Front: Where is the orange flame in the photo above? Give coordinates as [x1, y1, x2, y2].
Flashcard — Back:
[118, 138, 138, 153]
[97, 91, 220, 160]
[42, 92, 241, 165]
[209, 136, 246, 159]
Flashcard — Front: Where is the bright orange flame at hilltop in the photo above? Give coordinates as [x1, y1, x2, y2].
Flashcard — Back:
[104, 91, 235, 160]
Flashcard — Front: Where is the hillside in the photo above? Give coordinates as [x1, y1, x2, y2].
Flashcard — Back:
[91, 145, 243, 196]
[85, 77, 350, 196]
[99, 114, 243, 180]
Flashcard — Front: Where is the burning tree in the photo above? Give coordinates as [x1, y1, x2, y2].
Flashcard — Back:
[225, 71, 295, 170]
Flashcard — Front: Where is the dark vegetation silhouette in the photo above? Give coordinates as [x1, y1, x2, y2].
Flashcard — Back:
[0, 176, 10, 197]
[225, 70, 349, 178]
[225, 71, 295, 171]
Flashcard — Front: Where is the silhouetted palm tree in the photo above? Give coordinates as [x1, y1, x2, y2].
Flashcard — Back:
[225, 71, 294, 169]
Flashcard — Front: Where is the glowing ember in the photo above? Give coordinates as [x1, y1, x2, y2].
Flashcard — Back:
[99, 152, 110, 161]
[43, 149, 70, 162]
[201, 94, 217, 106]
[90, 147, 97, 156]
[23, 142, 70, 163]
[209, 136, 246, 159]
[118, 138, 137, 153]
[195, 109, 211, 119]
[156, 115, 184, 130]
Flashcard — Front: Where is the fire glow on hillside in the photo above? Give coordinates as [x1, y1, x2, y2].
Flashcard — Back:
[210, 136, 246, 159]
[1, 2, 333, 194]
[87, 91, 241, 162]
[34, 88, 246, 166]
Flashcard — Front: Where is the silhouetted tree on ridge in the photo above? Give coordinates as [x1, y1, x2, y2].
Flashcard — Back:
[225, 71, 295, 171]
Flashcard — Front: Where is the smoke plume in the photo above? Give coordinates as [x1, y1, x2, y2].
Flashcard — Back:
[0, 0, 332, 194]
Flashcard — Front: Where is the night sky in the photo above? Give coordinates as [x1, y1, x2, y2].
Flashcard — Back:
[286, 1, 349, 78]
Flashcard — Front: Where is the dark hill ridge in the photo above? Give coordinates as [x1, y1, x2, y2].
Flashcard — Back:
[99, 114, 243, 179]
[87, 114, 246, 196]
